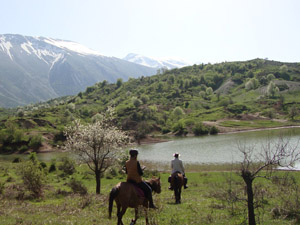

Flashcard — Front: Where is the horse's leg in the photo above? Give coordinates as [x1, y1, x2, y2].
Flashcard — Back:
[130, 208, 139, 225]
[117, 206, 127, 225]
[179, 187, 182, 204]
[174, 188, 178, 204]
[144, 207, 149, 225]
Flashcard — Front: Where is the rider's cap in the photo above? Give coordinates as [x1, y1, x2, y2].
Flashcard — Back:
[129, 149, 139, 156]
[173, 152, 180, 157]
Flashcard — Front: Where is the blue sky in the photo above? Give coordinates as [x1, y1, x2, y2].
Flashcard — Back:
[1, 0, 300, 64]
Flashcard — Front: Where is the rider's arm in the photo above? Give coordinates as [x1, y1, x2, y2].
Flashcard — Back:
[137, 161, 144, 176]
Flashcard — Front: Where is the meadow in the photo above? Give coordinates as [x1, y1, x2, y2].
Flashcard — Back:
[0, 156, 299, 225]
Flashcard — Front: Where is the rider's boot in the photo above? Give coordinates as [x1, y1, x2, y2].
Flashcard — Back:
[184, 177, 188, 189]
[148, 195, 157, 209]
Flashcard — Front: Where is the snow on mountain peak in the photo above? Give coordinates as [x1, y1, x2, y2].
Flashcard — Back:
[43, 38, 102, 56]
[123, 53, 191, 69]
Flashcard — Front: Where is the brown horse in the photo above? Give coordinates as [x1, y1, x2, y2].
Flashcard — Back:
[171, 172, 184, 204]
[108, 177, 161, 225]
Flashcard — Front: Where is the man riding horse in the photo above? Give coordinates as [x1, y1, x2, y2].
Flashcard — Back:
[125, 149, 157, 209]
[168, 152, 188, 190]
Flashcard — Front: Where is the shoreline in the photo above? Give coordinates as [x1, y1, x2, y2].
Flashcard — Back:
[138, 125, 300, 145]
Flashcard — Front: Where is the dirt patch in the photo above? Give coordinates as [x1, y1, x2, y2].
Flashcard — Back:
[32, 119, 56, 128]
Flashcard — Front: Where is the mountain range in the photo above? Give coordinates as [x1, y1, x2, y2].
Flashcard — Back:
[123, 53, 190, 69]
[0, 34, 157, 107]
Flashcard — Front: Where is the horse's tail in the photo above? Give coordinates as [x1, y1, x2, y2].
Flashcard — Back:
[108, 186, 119, 219]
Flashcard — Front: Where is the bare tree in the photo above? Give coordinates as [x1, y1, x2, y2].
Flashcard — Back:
[238, 136, 300, 225]
[64, 107, 129, 194]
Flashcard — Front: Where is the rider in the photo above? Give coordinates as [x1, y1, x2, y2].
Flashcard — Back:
[125, 149, 157, 209]
[168, 152, 188, 189]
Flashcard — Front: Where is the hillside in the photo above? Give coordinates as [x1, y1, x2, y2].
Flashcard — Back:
[0, 34, 156, 107]
[1, 59, 300, 153]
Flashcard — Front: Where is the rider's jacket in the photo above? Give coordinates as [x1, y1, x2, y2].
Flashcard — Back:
[126, 158, 143, 183]
[171, 158, 185, 175]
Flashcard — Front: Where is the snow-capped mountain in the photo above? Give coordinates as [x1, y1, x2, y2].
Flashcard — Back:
[0, 34, 156, 107]
[123, 53, 190, 70]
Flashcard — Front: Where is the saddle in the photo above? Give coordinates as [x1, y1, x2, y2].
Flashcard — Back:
[127, 181, 145, 198]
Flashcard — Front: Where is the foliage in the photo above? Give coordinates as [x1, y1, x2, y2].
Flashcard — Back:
[28, 135, 43, 150]
[58, 157, 76, 175]
[64, 107, 129, 194]
[68, 178, 88, 195]
[193, 123, 209, 136]
[19, 161, 45, 198]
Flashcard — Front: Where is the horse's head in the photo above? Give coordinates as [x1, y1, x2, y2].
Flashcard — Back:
[149, 177, 161, 194]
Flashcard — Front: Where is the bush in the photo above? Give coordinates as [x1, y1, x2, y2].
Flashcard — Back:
[12, 157, 22, 163]
[58, 157, 76, 175]
[20, 162, 45, 198]
[172, 121, 187, 136]
[162, 127, 171, 134]
[49, 159, 57, 173]
[193, 123, 209, 136]
[209, 126, 219, 135]
[19, 145, 28, 152]
[226, 104, 248, 114]
[0, 181, 4, 195]
[28, 135, 43, 150]
[40, 162, 47, 169]
[68, 178, 87, 195]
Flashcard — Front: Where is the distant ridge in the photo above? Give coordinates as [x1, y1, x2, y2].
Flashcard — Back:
[0, 34, 156, 107]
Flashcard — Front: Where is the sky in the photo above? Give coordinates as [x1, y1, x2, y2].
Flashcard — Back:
[1, 0, 300, 64]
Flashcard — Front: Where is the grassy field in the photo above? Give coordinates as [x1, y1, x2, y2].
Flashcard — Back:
[0, 158, 300, 225]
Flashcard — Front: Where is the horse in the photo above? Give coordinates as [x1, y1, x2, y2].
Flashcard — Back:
[108, 177, 161, 225]
[171, 172, 184, 204]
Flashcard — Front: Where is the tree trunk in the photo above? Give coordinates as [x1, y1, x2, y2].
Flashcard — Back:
[95, 171, 101, 194]
[242, 171, 256, 225]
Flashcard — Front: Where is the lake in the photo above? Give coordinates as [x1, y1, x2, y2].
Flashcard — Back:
[1, 127, 300, 169]
[135, 127, 300, 168]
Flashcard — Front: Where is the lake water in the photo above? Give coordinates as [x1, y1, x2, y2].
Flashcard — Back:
[135, 127, 300, 168]
[1, 127, 300, 169]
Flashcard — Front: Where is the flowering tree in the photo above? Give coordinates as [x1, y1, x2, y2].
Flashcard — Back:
[64, 107, 128, 194]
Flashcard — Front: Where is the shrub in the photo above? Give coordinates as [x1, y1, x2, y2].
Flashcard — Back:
[12, 157, 22, 163]
[19, 145, 28, 152]
[172, 121, 187, 136]
[58, 157, 76, 175]
[29, 152, 38, 164]
[193, 123, 209, 136]
[162, 127, 171, 134]
[226, 104, 248, 114]
[20, 161, 45, 198]
[28, 135, 43, 150]
[39, 162, 47, 169]
[0, 181, 4, 195]
[209, 126, 219, 135]
[68, 178, 87, 195]
[49, 159, 57, 173]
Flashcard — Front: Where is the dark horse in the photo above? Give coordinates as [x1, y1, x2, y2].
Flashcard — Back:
[109, 177, 161, 225]
[171, 172, 184, 204]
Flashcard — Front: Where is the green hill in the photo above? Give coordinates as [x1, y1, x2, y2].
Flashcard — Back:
[1, 58, 300, 153]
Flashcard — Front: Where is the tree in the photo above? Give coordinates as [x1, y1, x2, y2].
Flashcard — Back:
[289, 105, 299, 121]
[172, 106, 184, 119]
[238, 136, 300, 225]
[64, 107, 128, 194]
[267, 81, 279, 97]
[116, 78, 123, 88]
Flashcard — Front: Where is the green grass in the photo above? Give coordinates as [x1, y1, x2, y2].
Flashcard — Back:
[219, 119, 293, 128]
[1, 159, 300, 224]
